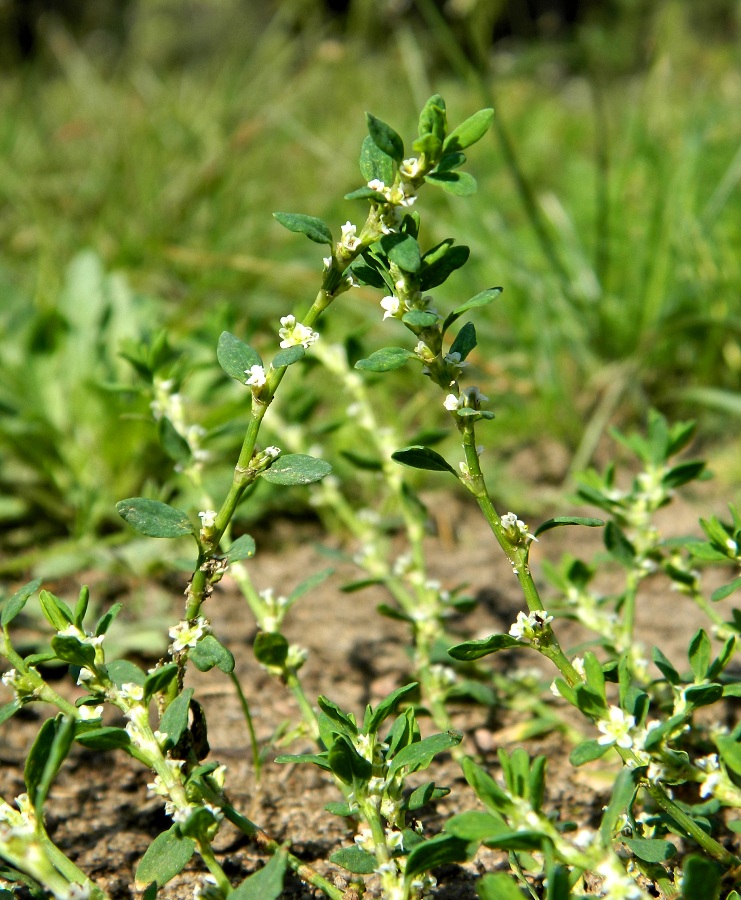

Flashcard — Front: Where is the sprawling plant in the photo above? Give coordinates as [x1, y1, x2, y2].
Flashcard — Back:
[2, 96, 740, 900]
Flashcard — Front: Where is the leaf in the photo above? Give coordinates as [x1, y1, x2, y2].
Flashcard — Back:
[271, 345, 305, 368]
[229, 847, 288, 900]
[364, 682, 418, 734]
[359, 134, 395, 184]
[604, 521, 635, 566]
[534, 516, 605, 538]
[426, 171, 478, 196]
[39, 590, 74, 630]
[380, 233, 421, 272]
[662, 460, 705, 489]
[288, 568, 334, 603]
[477, 873, 528, 900]
[444, 810, 510, 843]
[116, 498, 195, 539]
[420, 243, 470, 290]
[318, 696, 358, 737]
[622, 837, 676, 862]
[688, 628, 711, 681]
[442, 287, 503, 333]
[273, 212, 333, 245]
[75, 727, 132, 751]
[447, 634, 523, 661]
[651, 646, 680, 685]
[443, 108, 494, 152]
[24, 717, 57, 802]
[600, 769, 640, 844]
[328, 736, 372, 784]
[715, 735, 741, 775]
[388, 731, 461, 776]
[449, 322, 477, 361]
[344, 186, 388, 203]
[274, 752, 331, 770]
[95, 601, 123, 637]
[253, 632, 288, 668]
[51, 634, 96, 667]
[680, 856, 721, 900]
[391, 446, 458, 476]
[366, 113, 404, 162]
[143, 662, 179, 702]
[355, 347, 415, 372]
[402, 310, 439, 330]
[569, 740, 611, 766]
[106, 659, 146, 686]
[158, 416, 191, 464]
[190, 635, 235, 673]
[159, 689, 194, 748]
[227, 534, 256, 562]
[329, 846, 377, 875]
[404, 833, 471, 880]
[261, 453, 332, 486]
[712, 577, 741, 602]
[0, 700, 21, 725]
[217, 332, 262, 382]
[135, 825, 196, 889]
[1, 578, 42, 627]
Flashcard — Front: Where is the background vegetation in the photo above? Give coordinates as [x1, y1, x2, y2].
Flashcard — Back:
[0, 0, 739, 579]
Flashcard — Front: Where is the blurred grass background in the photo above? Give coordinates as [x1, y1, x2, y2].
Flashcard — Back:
[0, 0, 739, 579]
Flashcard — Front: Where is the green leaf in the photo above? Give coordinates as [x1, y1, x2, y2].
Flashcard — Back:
[569, 740, 611, 766]
[344, 186, 388, 202]
[391, 446, 458, 476]
[420, 243, 470, 290]
[366, 113, 404, 162]
[227, 534, 256, 561]
[652, 646, 681, 684]
[51, 634, 96, 667]
[712, 577, 741, 601]
[75, 726, 132, 751]
[364, 682, 418, 734]
[462, 758, 515, 816]
[329, 846, 377, 875]
[680, 855, 721, 900]
[271, 344, 305, 368]
[380, 233, 421, 272]
[24, 717, 57, 802]
[116, 498, 195, 539]
[435, 151, 466, 172]
[688, 628, 711, 681]
[443, 108, 494, 152]
[604, 521, 635, 566]
[253, 632, 288, 668]
[715, 735, 741, 775]
[402, 310, 439, 330]
[662, 460, 705, 489]
[426, 170, 477, 195]
[341, 449, 383, 471]
[1, 578, 42, 627]
[143, 662, 179, 702]
[355, 347, 415, 372]
[533, 516, 605, 538]
[274, 752, 331, 770]
[217, 331, 262, 382]
[159, 689, 194, 748]
[404, 833, 471, 880]
[190, 635, 235, 674]
[622, 837, 676, 862]
[328, 736, 372, 784]
[388, 731, 461, 776]
[442, 287, 503, 333]
[0, 700, 21, 725]
[106, 659, 146, 686]
[261, 453, 332, 486]
[39, 590, 74, 630]
[288, 568, 334, 604]
[600, 769, 640, 844]
[229, 847, 288, 900]
[477, 873, 527, 900]
[447, 634, 523, 661]
[273, 212, 333, 245]
[418, 94, 447, 142]
[135, 825, 196, 889]
[444, 810, 510, 843]
[449, 322, 477, 361]
[359, 134, 395, 184]
[318, 697, 358, 738]
[407, 781, 444, 811]
[95, 602, 123, 637]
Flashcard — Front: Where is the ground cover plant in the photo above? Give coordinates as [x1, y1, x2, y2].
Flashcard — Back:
[2, 94, 741, 900]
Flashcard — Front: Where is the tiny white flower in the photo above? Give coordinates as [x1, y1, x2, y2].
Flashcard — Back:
[399, 157, 422, 179]
[322, 255, 332, 269]
[278, 315, 319, 349]
[263, 445, 281, 458]
[169, 616, 211, 653]
[509, 610, 553, 641]
[198, 509, 218, 529]
[78, 705, 104, 721]
[380, 295, 400, 319]
[597, 706, 636, 749]
[444, 393, 461, 411]
[367, 178, 386, 193]
[244, 365, 266, 388]
[340, 221, 361, 252]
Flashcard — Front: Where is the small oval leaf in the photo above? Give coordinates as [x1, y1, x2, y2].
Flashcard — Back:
[261, 454, 332, 486]
[217, 332, 262, 382]
[355, 347, 414, 372]
[116, 499, 195, 539]
[391, 446, 458, 476]
[273, 212, 333, 245]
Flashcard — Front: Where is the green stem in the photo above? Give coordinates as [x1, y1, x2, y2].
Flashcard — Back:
[229, 671, 263, 782]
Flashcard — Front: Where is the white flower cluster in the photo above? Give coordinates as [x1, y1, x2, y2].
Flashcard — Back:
[169, 616, 211, 653]
[259, 587, 290, 633]
[367, 178, 417, 208]
[500, 511, 537, 545]
[278, 315, 319, 349]
[509, 610, 554, 641]
[244, 364, 266, 388]
[596, 706, 636, 749]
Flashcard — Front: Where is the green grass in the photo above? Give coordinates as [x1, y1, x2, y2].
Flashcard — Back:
[0, 0, 739, 569]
